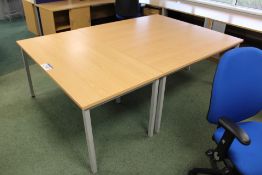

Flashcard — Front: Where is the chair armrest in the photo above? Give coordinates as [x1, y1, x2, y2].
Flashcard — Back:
[218, 118, 251, 145]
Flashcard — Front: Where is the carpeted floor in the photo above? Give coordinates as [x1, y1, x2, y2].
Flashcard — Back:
[0, 18, 219, 175]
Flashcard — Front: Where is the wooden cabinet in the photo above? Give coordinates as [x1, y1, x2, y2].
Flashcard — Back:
[22, 0, 40, 35]
[143, 7, 161, 16]
[54, 10, 70, 32]
[39, 8, 56, 34]
[22, 0, 115, 35]
[39, 7, 91, 35]
[70, 7, 91, 30]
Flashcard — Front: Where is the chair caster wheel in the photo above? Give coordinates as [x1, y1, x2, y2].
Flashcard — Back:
[206, 149, 214, 157]
[188, 170, 196, 175]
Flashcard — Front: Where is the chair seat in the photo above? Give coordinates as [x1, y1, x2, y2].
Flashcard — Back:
[214, 121, 262, 175]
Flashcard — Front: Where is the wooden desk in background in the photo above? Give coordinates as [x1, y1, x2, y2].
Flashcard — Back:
[17, 15, 242, 173]
[22, 0, 262, 36]
[22, 0, 115, 35]
[141, 0, 262, 33]
[36, 0, 114, 35]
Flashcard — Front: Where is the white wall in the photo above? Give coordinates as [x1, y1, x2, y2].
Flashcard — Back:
[0, 1, 6, 20]
[0, 0, 24, 20]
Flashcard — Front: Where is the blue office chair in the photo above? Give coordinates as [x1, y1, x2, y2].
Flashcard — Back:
[189, 47, 262, 175]
[115, 0, 141, 20]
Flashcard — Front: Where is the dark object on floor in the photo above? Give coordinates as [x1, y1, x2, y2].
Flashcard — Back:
[115, 0, 141, 20]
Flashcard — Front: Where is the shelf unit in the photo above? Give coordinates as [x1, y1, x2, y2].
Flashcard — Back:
[54, 10, 71, 32]
[22, 0, 115, 35]
[39, 6, 91, 35]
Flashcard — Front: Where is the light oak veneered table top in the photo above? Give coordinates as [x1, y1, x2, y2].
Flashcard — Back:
[17, 28, 161, 110]
[79, 15, 243, 76]
[17, 15, 242, 110]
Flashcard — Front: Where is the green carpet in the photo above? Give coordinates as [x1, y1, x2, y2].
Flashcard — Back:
[0, 18, 218, 175]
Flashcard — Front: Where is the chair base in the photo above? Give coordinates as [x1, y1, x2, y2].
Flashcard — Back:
[189, 168, 224, 175]
[189, 149, 238, 175]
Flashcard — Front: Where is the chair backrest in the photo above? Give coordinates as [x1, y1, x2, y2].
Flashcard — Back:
[115, 0, 140, 19]
[208, 47, 262, 124]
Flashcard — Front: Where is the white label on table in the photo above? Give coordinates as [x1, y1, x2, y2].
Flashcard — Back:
[41, 63, 53, 71]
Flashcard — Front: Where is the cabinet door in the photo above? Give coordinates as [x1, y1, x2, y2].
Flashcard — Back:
[22, 0, 39, 35]
[143, 7, 161, 16]
[39, 8, 56, 35]
[69, 7, 91, 30]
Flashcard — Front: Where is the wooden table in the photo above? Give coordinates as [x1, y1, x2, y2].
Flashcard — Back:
[17, 15, 242, 173]
[78, 14, 243, 133]
[17, 22, 161, 174]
